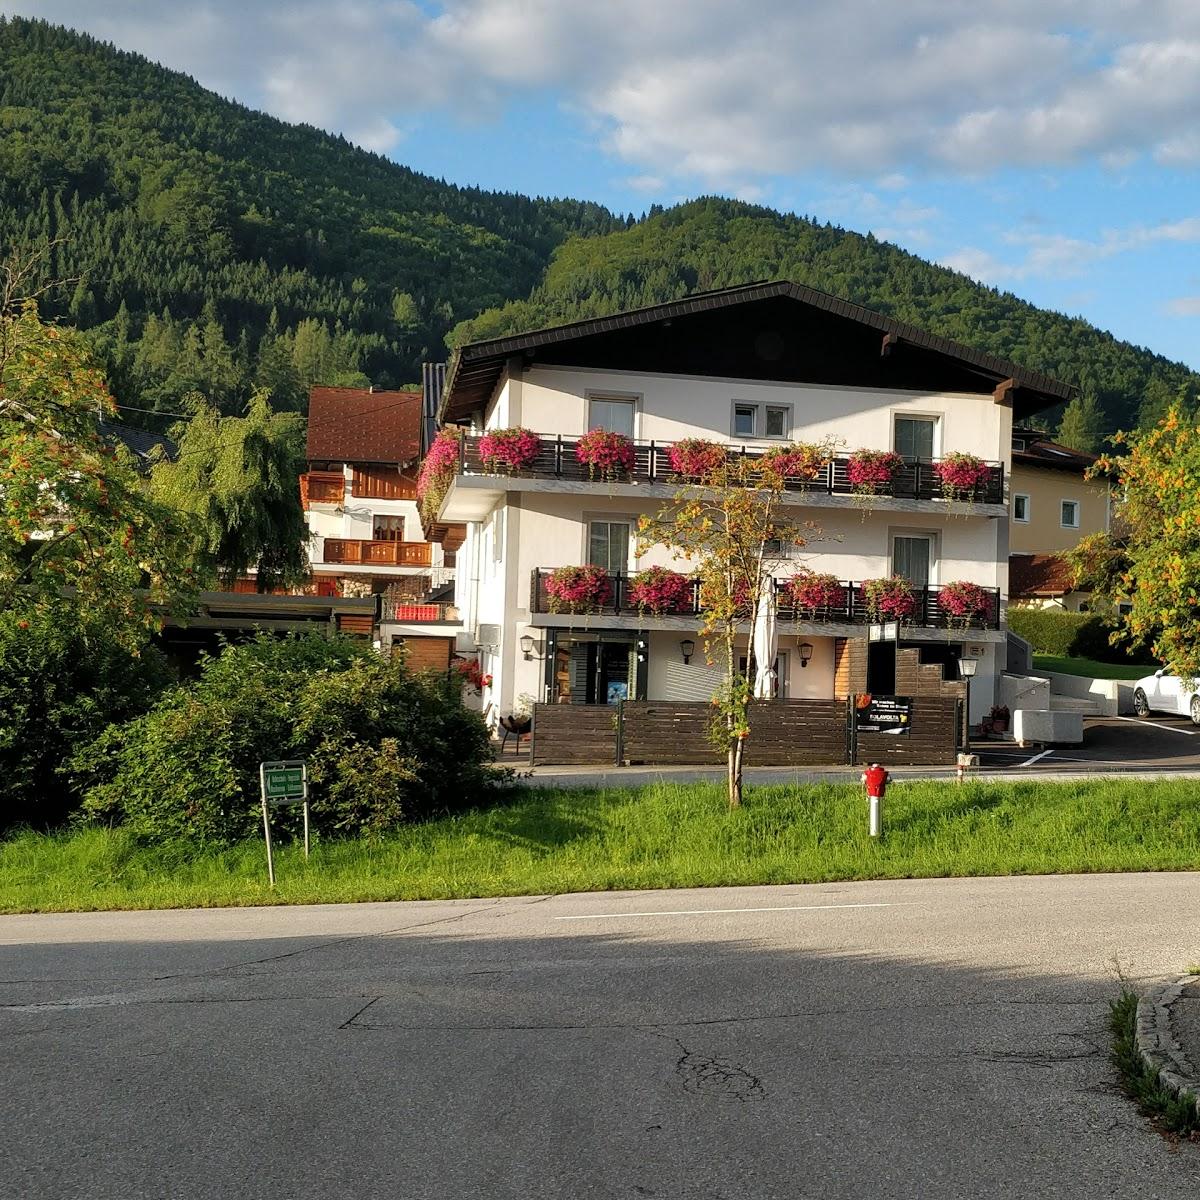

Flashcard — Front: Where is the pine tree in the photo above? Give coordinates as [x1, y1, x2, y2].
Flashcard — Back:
[1056, 392, 1106, 454]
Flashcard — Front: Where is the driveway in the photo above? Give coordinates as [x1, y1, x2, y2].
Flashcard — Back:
[2, 875, 1198, 1199]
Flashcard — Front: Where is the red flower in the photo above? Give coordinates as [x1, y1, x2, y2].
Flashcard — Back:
[575, 429, 636, 480]
[478, 427, 541, 473]
[668, 438, 727, 479]
[627, 566, 692, 615]
[545, 564, 613, 614]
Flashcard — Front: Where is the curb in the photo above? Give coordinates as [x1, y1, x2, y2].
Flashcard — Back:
[1135, 976, 1200, 1117]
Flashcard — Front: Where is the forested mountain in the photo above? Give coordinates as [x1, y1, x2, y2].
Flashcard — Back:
[452, 198, 1200, 433]
[1, 16, 1196, 434]
[0, 16, 619, 417]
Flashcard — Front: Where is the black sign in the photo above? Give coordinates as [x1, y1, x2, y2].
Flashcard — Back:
[855, 694, 912, 735]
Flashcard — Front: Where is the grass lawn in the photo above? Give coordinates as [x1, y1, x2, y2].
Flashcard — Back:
[1033, 654, 1152, 681]
[3, 778, 1199, 913]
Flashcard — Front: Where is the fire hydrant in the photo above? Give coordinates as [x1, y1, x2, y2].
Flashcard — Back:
[860, 762, 890, 838]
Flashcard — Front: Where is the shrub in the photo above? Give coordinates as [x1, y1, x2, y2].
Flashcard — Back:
[0, 608, 173, 832]
[74, 633, 496, 844]
[575, 428, 635, 480]
[478, 427, 540, 473]
[545, 564, 613, 613]
[1006, 608, 1156, 664]
[627, 566, 692, 614]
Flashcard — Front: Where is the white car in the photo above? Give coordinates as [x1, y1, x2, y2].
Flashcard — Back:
[1131, 669, 1200, 725]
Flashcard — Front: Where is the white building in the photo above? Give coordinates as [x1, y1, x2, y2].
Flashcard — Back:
[431, 282, 1073, 728]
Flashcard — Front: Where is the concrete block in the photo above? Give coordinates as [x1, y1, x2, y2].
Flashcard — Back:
[1012, 708, 1083, 745]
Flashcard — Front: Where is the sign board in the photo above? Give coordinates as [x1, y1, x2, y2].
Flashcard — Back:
[855, 694, 912, 735]
[258, 760, 310, 886]
[868, 622, 900, 643]
[965, 643, 987, 658]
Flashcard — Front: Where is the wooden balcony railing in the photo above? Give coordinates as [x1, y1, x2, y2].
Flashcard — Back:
[529, 569, 1001, 630]
[321, 539, 432, 566]
[461, 435, 1005, 505]
[300, 471, 345, 506]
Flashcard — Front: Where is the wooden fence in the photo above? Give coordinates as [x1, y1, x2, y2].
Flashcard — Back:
[530, 697, 961, 768]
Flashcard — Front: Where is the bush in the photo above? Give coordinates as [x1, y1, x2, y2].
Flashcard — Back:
[1006, 608, 1156, 664]
[75, 633, 497, 844]
[0, 609, 173, 831]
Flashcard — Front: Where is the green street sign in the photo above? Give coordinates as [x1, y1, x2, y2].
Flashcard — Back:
[260, 760, 307, 805]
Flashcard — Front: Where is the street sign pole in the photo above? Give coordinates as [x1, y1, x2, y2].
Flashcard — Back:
[259, 760, 309, 886]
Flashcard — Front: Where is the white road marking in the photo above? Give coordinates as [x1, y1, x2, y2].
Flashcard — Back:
[1111, 715, 1198, 736]
[554, 902, 899, 922]
[1019, 749, 1055, 767]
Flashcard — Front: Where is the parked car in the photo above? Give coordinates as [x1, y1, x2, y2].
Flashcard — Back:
[1131, 669, 1200, 725]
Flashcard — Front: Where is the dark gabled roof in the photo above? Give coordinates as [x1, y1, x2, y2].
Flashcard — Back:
[1009, 553, 1083, 598]
[99, 421, 176, 467]
[441, 279, 1074, 422]
[306, 386, 421, 465]
[1012, 432, 1099, 475]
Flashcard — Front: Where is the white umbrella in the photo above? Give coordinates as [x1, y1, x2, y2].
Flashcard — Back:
[752, 574, 778, 699]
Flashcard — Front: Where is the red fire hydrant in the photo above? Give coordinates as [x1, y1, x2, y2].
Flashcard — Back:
[860, 762, 889, 838]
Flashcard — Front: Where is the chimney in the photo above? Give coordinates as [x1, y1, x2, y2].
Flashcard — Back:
[368, 384, 377, 393]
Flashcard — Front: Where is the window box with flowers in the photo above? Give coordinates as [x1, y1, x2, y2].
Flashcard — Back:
[758, 442, 833, 482]
[626, 566, 693, 615]
[416, 427, 463, 521]
[861, 575, 916, 621]
[575, 428, 636, 481]
[667, 438, 728, 480]
[786, 571, 846, 617]
[846, 449, 904, 497]
[933, 452, 991, 504]
[545, 564, 613, 614]
[937, 579, 992, 628]
[478, 427, 541, 474]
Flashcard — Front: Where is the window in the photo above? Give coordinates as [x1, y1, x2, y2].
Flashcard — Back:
[892, 534, 933, 586]
[739, 652, 789, 697]
[763, 537, 794, 558]
[1060, 500, 1080, 528]
[894, 416, 936, 460]
[1118, 602, 1133, 615]
[1013, 494, 1030, 522]
[373, 515, 405, 541]
[587, 520, 630, 575]
[730, 402, 790, 440]
[588, 396, 635, 438]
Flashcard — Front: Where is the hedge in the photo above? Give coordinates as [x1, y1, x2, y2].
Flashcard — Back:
[1006, 608, 1155, 664]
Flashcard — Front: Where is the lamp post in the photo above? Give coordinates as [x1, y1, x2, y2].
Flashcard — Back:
[959, 655, 978, 748]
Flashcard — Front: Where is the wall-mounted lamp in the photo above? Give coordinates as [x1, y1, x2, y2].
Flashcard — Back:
[798, 642, 814, 668]
[519, 634, 543, 661]
[680, 638, 696, 664]
[958, 656, 978, 679]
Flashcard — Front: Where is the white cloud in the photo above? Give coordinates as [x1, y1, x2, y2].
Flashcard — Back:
[8, 1, 1200, 188]
[1165, 296, 1200, 316]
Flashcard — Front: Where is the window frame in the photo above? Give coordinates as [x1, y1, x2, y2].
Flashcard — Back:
[1013, 493, 1031, 523]
[889, 529, 938, 587]
[1060, 499, 1080, 529]
[891, 413, 940, 461]
[729, 400, 792, 442]
[585, 391, 640, 440]
[583, 514, 635, 576]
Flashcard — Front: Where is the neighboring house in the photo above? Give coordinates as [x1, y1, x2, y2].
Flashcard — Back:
[428, 280, 1073, 729]
[1008, 426, 1112, 612]
[99, 420, 176, 470]
[303, 385, 461, 666]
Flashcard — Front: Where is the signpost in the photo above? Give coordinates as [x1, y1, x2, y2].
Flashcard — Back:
[258, 760, 309, 886]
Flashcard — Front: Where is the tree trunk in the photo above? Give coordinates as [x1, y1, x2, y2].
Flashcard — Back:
[727, 736, 744, 809]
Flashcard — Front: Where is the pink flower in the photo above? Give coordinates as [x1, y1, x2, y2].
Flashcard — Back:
[545, 564, 613, 613]
[575, 429, 635, 479]
[861, 575, 916, 619]
[627, 566, 692, 615]
[933, 453, 991, 495]
[417, 428, 463, 517]
[787, 572, 846, 612]
[937, 580, 991, 620]
[668, 438, 728, 479]
[846, 450, 904, 490]
[478, 427, 541, 473]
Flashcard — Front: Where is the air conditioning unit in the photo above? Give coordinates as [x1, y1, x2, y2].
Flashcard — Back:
[475, 624, 501, 650]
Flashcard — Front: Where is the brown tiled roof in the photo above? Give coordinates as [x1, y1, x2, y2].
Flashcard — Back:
[306, 387, 422, 464]
[1012, 434, 1098, 475]
[1009, 553, 1084, 598]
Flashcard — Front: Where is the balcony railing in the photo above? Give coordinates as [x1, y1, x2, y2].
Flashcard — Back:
[460, 435, 1004, 505]
[529, 569, 1001, 630]
[300, 471, 345, 506]
[390, 602, 457, 623]
[321, 539, 432, 566]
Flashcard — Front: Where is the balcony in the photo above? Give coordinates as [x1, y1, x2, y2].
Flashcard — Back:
[321, 539, 432, 566]
[455, 434, 1005, 505]
[529, 569, 1001, 631]
[300, 471, 345, 506]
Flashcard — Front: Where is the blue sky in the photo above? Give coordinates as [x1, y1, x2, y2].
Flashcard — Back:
[6, 1, 1200, 369]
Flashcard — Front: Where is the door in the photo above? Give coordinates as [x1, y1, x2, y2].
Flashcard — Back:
[588, 520, 631, 576]
[892, 535, 933, 587]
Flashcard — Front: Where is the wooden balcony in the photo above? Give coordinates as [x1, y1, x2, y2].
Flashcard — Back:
[321, 539, 432, 566]
[300, 471, 345, 506]
[529, 569, 1001, 630]
[459, 435, 1005, 505]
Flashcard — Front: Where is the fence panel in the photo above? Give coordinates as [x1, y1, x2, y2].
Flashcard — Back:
[530, 705, 618, 765]
[854, 697, 961, 766]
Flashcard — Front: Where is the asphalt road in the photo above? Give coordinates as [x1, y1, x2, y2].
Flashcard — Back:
[3, 875, 1198, 1200]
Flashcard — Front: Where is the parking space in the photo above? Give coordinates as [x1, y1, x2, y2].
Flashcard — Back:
[976, 713, 1200, 774]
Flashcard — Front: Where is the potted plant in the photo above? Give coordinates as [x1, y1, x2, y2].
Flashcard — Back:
[933, 452, 991, 504]
[416, 427, 463, 520]
[861, 575, 916, 621]
[989, 704, 1010, 734]
[545, 564, 613, 614]
[786, 571, 846, 617]
[668, 438, 727, 480]
[575, 428, 636, 481]
[477, 427, 541, 474]
[758, 441, 833, 482]
[937, 580, 992, 629]
[627, 565, 692, 615]
[846, 449, 904, 496]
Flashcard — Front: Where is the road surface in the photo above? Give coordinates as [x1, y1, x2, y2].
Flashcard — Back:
[3, 874, 1198, 1198]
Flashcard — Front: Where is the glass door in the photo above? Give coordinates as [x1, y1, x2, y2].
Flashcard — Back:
[892, 535, 932, 586]
[588, 520, 630, 575]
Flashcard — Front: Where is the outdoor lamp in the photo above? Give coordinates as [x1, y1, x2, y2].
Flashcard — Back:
[959, 657, 978, 678]
[680, 638, 695, 664]
[519, 634, 536, 660]
[798, 642, 814, 668]
[958, 656, 978, 751]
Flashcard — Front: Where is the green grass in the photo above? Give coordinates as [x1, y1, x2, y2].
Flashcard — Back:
[1109, 989, 1200, 1137]
[1033, 654, 1152, 680]
[3, 778, 1200, 913]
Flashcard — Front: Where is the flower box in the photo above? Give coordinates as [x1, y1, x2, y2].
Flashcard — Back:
[668, 438, 727, 479]
[478, 427, 541, 473]
[937, 580, 991, 626]
[627, 566, 692, 615]
[933, 452, 991, 501]
[861, 575, 916, 620]
[758, 442, 832, 481]
[846, 449, 904, 494]
[416, 428, 462, 519]
[786, 572, 846, 614]
[545, 564, 613, 614]
[575, 428, 636, 480]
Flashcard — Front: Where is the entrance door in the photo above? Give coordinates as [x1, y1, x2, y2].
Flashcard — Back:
[892, 535, 933, 586]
